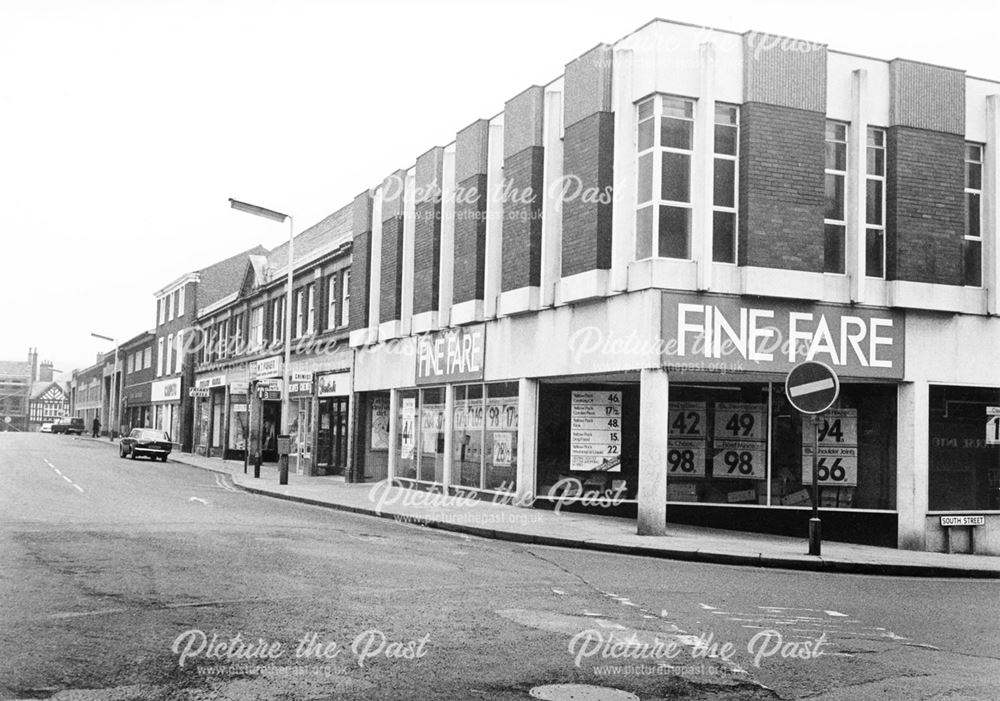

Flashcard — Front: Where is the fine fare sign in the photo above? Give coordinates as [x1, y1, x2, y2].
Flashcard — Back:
[415, 324, 485, 385]
[661, 292, 904, 379]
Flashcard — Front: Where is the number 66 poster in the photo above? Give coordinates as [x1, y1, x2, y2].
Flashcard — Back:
[801, 409, 858, 486]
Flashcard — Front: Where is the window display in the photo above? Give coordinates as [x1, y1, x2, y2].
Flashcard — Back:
[929, 385, 1000, 511]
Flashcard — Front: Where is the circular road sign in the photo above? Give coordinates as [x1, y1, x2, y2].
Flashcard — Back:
[785, 361, 840, 414]
[3, 416, 10, 424]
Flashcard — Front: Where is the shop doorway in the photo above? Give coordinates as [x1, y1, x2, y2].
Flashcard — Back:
[261, 401, 281, 462]
[317, 397, 349, 475]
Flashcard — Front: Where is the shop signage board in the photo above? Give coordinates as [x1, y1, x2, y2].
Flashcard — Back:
[230, 381, 249, 394]
[317, 371, 351, 397]
[415, 324, 485, 386]
[660, 292, 904, 379]
[987, 407, 1000, 445]
[195, 374, 226, 389]
[291, 371, 312, 383]
[151, 378, 182, 402]
[289, 381, 313, 397]
[252, 355, 283, 379]
[712, 402, 767, 480]
[801, 408, 858, 486]
[189, 388, 210, 398]
[570, 391, 622, 471]
[668, 401, 706, 477]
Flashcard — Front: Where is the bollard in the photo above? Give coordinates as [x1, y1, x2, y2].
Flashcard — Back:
[253, 451, 261, 479]
[279, 454, 289, 485]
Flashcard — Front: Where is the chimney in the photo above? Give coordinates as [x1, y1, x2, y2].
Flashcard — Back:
[39, 361, 54, 383]
[27, 347, 38, 382]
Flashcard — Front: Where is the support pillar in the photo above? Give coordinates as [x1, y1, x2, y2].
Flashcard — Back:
[897, 381, 929, 550]
[516, 378, 539, 506]
[387, 388, 399, 481]
[637, 368, 669, 535]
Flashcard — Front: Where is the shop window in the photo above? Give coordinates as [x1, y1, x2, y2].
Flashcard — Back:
[929, 385, 1000, 511]
[485, 382, 519, 491]
[357, 392, 390, 482]
[536, 384, 639, 502]
[396, 389, 419, 480]
[454, 384, 485, 488]
[419, 387, 445, 483]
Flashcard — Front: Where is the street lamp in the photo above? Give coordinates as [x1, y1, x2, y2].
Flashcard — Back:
[91, 332, 119, 441]
[229, 198, 294, 485]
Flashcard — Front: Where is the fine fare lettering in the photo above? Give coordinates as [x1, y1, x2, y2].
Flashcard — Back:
[172, 629, 430, 669]
[417, 331, 483, 378]
[675, 304, 894, 368]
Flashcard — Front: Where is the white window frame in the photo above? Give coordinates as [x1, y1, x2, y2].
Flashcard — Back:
[824, 120, 849, 274]
[177, 286, 185, 317]
[166, 333, 174, 374]
[295, 289, 305, 338]
[157, 337, 164, 377]
[327, 275, 337, 331]
[306, 284, 315, 335]
[341, 270, 350, 327]
[865, 127, 886, 279]
[712, 103, 740, 264]
[167, 293, 174, 322]
[271, 297, 284, 342]
[965, 143, 984, 287]
[175, 331, 184, 373]
[250, 305, 264, 348]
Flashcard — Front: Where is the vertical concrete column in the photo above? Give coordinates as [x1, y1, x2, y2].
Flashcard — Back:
[387, 388, 399, 481]
[848, 69, 869, 302]
[540, 85, 564, 307]
[516, 378, 539, 506]
[610, 49, 634, 293]
[985, 95, 1000, 315]
[897, 381, 929, 550]
[439, 145, 457, 326]
[637, 368, 669, 536]
[367, 187, 384, 340]
[484, 117, 504, 319]
[401, 168, 416, 336]
[694, 42, 716, 291]
[443, 384, 455, 490]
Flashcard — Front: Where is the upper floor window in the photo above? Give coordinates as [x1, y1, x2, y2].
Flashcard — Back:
[294, 289, 305, 338]
[824, 121, 848, 274]
[271, 297, 285, 343]
[866, 127, 886, 278]
[305, 284, 315, 335]
[341, 270, 350, 328]
[167, 293, 174, 321]
[965, 143, 983, 287]
[157, 298, 164, 326]
[177, 286, 185, 317]
[250, 305, 264, 348]
[156, 337, 164, 377]
[166, 333, 174, 373]
[232, 312, 244, 354]
[636, 95, 694, 260]
[143, 347, 151, 369]
[175, 331, 184, 372]
[326, 275, 338, 331]
[713, 104, 739, 264]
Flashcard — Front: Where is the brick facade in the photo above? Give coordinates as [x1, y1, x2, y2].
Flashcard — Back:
[453, 121, 490, 304]
[413, 148, 444, 314]
[560, 111, 615, 276]
[885, 126, 966, 285]
[379, 171, 406, 323]
[501, 146, 545, 290]
[349, 191, 372, 331]
[738, 102, 826, 272]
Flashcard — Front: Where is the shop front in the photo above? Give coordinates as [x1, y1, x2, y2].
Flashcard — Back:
[192, 372, 229, 459]
[122, 382, 152, 432]
[316, 370, 351, 476]
[150, 377, 183, 445]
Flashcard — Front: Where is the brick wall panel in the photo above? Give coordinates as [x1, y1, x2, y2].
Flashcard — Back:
[561, 111, 614, 277]
[452, 174, 488, 303]
[501, 146, 544, 290]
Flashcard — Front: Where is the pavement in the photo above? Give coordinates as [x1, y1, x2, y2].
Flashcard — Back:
[88, 436, 1000, 578]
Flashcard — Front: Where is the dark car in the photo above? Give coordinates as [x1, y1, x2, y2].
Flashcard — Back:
[119, 428, 172, 461]
[51, 417, 85, 435]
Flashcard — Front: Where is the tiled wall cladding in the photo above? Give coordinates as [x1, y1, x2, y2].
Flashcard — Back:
[889, 60, 965, 135]
[742, 30, 827, 112]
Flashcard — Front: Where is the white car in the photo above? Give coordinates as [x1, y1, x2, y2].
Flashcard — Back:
[40, 422, 53, 433]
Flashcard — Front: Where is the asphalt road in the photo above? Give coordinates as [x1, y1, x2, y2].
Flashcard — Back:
[1, 432, 998, 700]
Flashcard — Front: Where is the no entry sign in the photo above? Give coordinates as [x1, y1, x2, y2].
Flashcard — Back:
[785, 361, 840, 414]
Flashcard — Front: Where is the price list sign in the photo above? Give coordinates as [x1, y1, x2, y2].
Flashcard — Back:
[570, 391, 622, 471]
[801, 408, 858, 486]
[668, 401, 707, 477]
[712, 402, 767, 480]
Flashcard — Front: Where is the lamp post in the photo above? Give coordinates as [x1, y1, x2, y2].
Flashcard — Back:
[91, 332, 119, 441]
[229, 198, 294, 485]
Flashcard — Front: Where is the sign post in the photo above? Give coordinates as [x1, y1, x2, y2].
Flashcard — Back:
[785, 361, 840, 557]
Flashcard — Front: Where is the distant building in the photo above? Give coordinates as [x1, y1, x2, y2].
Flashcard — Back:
[0, 349, 35, 431]
[28, 380, 70, 431]
[120, 330, 156, 431]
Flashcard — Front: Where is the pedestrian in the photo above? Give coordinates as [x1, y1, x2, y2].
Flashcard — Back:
[92, 417, 101, 438]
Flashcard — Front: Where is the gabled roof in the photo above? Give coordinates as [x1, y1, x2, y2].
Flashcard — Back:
[30, 381, 68, 401]
[196, 245, 270, 308]
[266, 204, 352, 275]
[238, 254, 271, 298]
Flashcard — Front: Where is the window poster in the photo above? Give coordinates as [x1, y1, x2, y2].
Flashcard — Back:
[801, 408, 858, 486]
[570, 391, 622, 471]
[400, 397, 416, 460]
[712, 402, 767, 480]
[421, 403, 445, 454]
[370, 395, 390, 451]
[668, 401, 707, 477]
[493, 432, 513, 467]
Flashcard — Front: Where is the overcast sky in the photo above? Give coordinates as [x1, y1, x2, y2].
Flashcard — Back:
[3, 0, 999, 379]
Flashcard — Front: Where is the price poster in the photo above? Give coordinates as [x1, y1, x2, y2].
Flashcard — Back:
[712, 402, 767, 480]
[668, 438, 707, 477]
[570, 391, 622, 471]
[668, 401, 706, 477]
[400, 397, 416, 460]
[669, 401, 706, 438]
[370, 395, 390, 451]
[421, 403, 444, 454]
[486, 397, 518, 431]
[801, 408, 858, 486]
[493, 432, 513, 467]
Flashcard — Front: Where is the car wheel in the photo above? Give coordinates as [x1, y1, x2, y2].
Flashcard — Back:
[161, 455, 168, 463]
[129, 448, 137, 460]
[119, 446, 125, 458]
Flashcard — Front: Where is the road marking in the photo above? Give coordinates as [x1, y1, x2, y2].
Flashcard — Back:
[62, 475, 73, 483]
[73, 484, 84, 493]
[188, 497, 208, 505]
[824, 610, 848, 617]
[43, 458, 85, 494]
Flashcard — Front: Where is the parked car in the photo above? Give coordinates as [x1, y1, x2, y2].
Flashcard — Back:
[39, 422, 53, 433]
[51, 417, 85, 435]
[119, 428, 172, 461]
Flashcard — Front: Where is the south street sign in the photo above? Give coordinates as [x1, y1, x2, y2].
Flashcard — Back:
[660, 292, 904, 379]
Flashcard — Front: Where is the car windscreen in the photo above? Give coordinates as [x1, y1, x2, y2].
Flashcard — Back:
[138, 430, 169, 442]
